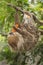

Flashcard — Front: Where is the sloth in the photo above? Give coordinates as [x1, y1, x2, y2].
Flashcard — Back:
[8, 13, 39, 52]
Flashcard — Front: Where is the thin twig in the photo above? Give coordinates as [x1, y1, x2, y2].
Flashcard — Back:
[38, 29, 43, 35]
[32, 13, 43, 25]
[7, 3, 31, 17]
[0, 32, 8, 36]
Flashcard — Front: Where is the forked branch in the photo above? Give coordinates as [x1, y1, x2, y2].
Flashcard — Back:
[32, 14, 43, 25]
[7, 3, 43, 25]
[7, 3, 31, 17]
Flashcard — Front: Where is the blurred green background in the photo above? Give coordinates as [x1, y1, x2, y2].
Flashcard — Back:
[0, 0, 43, 65]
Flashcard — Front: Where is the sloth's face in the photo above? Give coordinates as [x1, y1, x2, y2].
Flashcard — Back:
[23, 14, 30, 24]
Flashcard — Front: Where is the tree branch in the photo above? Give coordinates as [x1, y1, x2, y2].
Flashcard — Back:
[7, 3, 43, 26]
[38, 29, 43, 35]
[0, 32, 8, 36]
[7, 3, 31, 17]
[32, 13, 43, 25]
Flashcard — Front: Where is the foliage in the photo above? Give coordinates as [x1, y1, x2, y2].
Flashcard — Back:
[0, 0, 43, 65]
[0, 36, 43, 65]
[0, 0, 29, 33]
[0, 0, 43, 33]
[0, 45, 25, 65]
[29, 2, 43, 20]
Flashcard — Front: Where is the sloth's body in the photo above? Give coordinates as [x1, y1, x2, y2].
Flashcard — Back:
[8, 32, 24, 52]
[8, 30, 39, 52]
[8, 13, 39, 52]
